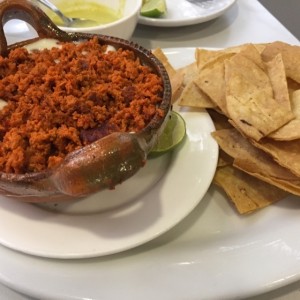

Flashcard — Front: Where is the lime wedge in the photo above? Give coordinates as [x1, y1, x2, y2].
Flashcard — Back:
[140, 0, 167, 18]
[150, 111, 186, 155]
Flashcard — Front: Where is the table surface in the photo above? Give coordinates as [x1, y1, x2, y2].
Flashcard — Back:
[258, 0, 300, 42]
[1, 0, 300, 299]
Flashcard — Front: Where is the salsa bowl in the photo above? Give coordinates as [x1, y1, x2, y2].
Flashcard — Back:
[37, 0, 143, 40]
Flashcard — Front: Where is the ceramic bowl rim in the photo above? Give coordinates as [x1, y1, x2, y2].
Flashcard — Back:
[56, 0, 143, 32]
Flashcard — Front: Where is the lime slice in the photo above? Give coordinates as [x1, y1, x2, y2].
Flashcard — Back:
[140, 0, 167, 18]
[150, 111, 186, 155]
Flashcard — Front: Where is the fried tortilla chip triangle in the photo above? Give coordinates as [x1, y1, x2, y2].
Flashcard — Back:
[224, 53, 294, 141]
[212, 128, 300, 196]
[269, 89, 300, 140]
[194, 53, 234, 114]
[261, 41, 300, 83]
[214, 165, 288, 214]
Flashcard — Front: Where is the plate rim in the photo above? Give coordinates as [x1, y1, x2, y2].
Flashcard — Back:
[1, 47, 300, 300]
[0, 106, 218, 259]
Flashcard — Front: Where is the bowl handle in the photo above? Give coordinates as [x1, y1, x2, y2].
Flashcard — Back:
[0, 0, 72, 55]
[50, 132, 148, 197]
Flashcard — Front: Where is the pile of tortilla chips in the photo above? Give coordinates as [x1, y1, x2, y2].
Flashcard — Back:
[153, 42, 300, 214]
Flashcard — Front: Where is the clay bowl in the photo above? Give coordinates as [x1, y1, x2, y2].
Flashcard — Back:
[0, 0, 172, 202]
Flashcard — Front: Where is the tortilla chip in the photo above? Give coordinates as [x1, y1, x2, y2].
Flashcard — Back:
[170, 71, 185, 102]
[261, 41, 300, 83]
[178, 81, 216, 108]
[288, 78, 300, 95]
[152, 48, 184, 101]
[152, 48, 176, 77]
[265, 53, 291, 110]
[195, 44, 263, 70]
[227, 43, 267, 55]
[224, 53, 294, 141]
[234, 158, 300, 197]
[207, 109, 232, 130]
[177, 62, 198, 86]
[194, 53, 234, 114]
[214, 165, 288, 214]
[217, 149, 234, 167]
[212, 128, 300, 196]
[195, 48, 229, 70]
[239, 44, 266, 70]
[211, 128, 296, 179]
[253, 43, 267, 54]
[251, 136, 300, 177]
[269, 89, 300, 140]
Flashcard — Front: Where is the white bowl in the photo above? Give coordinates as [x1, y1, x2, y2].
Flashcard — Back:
[42, 0, 142, 40]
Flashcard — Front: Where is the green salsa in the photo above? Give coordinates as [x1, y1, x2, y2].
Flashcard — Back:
[44, 1, 123, 27]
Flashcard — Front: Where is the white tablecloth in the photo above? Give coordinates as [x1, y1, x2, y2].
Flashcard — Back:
[1, 0, 300, 299]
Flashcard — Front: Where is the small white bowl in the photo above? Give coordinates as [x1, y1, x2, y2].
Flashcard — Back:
[43, 0, 142, 40]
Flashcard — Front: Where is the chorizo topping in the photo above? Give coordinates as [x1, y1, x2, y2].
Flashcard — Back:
[0, 37, 164, 174]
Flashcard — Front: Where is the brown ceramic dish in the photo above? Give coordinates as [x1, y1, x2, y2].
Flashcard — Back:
[0, 0, 172, 202]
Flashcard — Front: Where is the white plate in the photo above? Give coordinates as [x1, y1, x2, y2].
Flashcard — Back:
[4, 20, 29, 35]
[3, 48, 300, 300]
[138, 0, 237, 27]
[0, 103, 218, 259]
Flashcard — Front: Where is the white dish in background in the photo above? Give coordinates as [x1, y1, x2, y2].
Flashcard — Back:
[138, 0, 237, 27]
[0, 105, 218, 259]
[3, 48, 300, 300]
[3, 20, 29, 35]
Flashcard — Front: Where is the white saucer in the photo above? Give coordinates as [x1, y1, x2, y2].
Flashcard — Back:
[0, 107, 218, 259]
[138, 0, 237, 27]
[4, 20, 29, 35]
